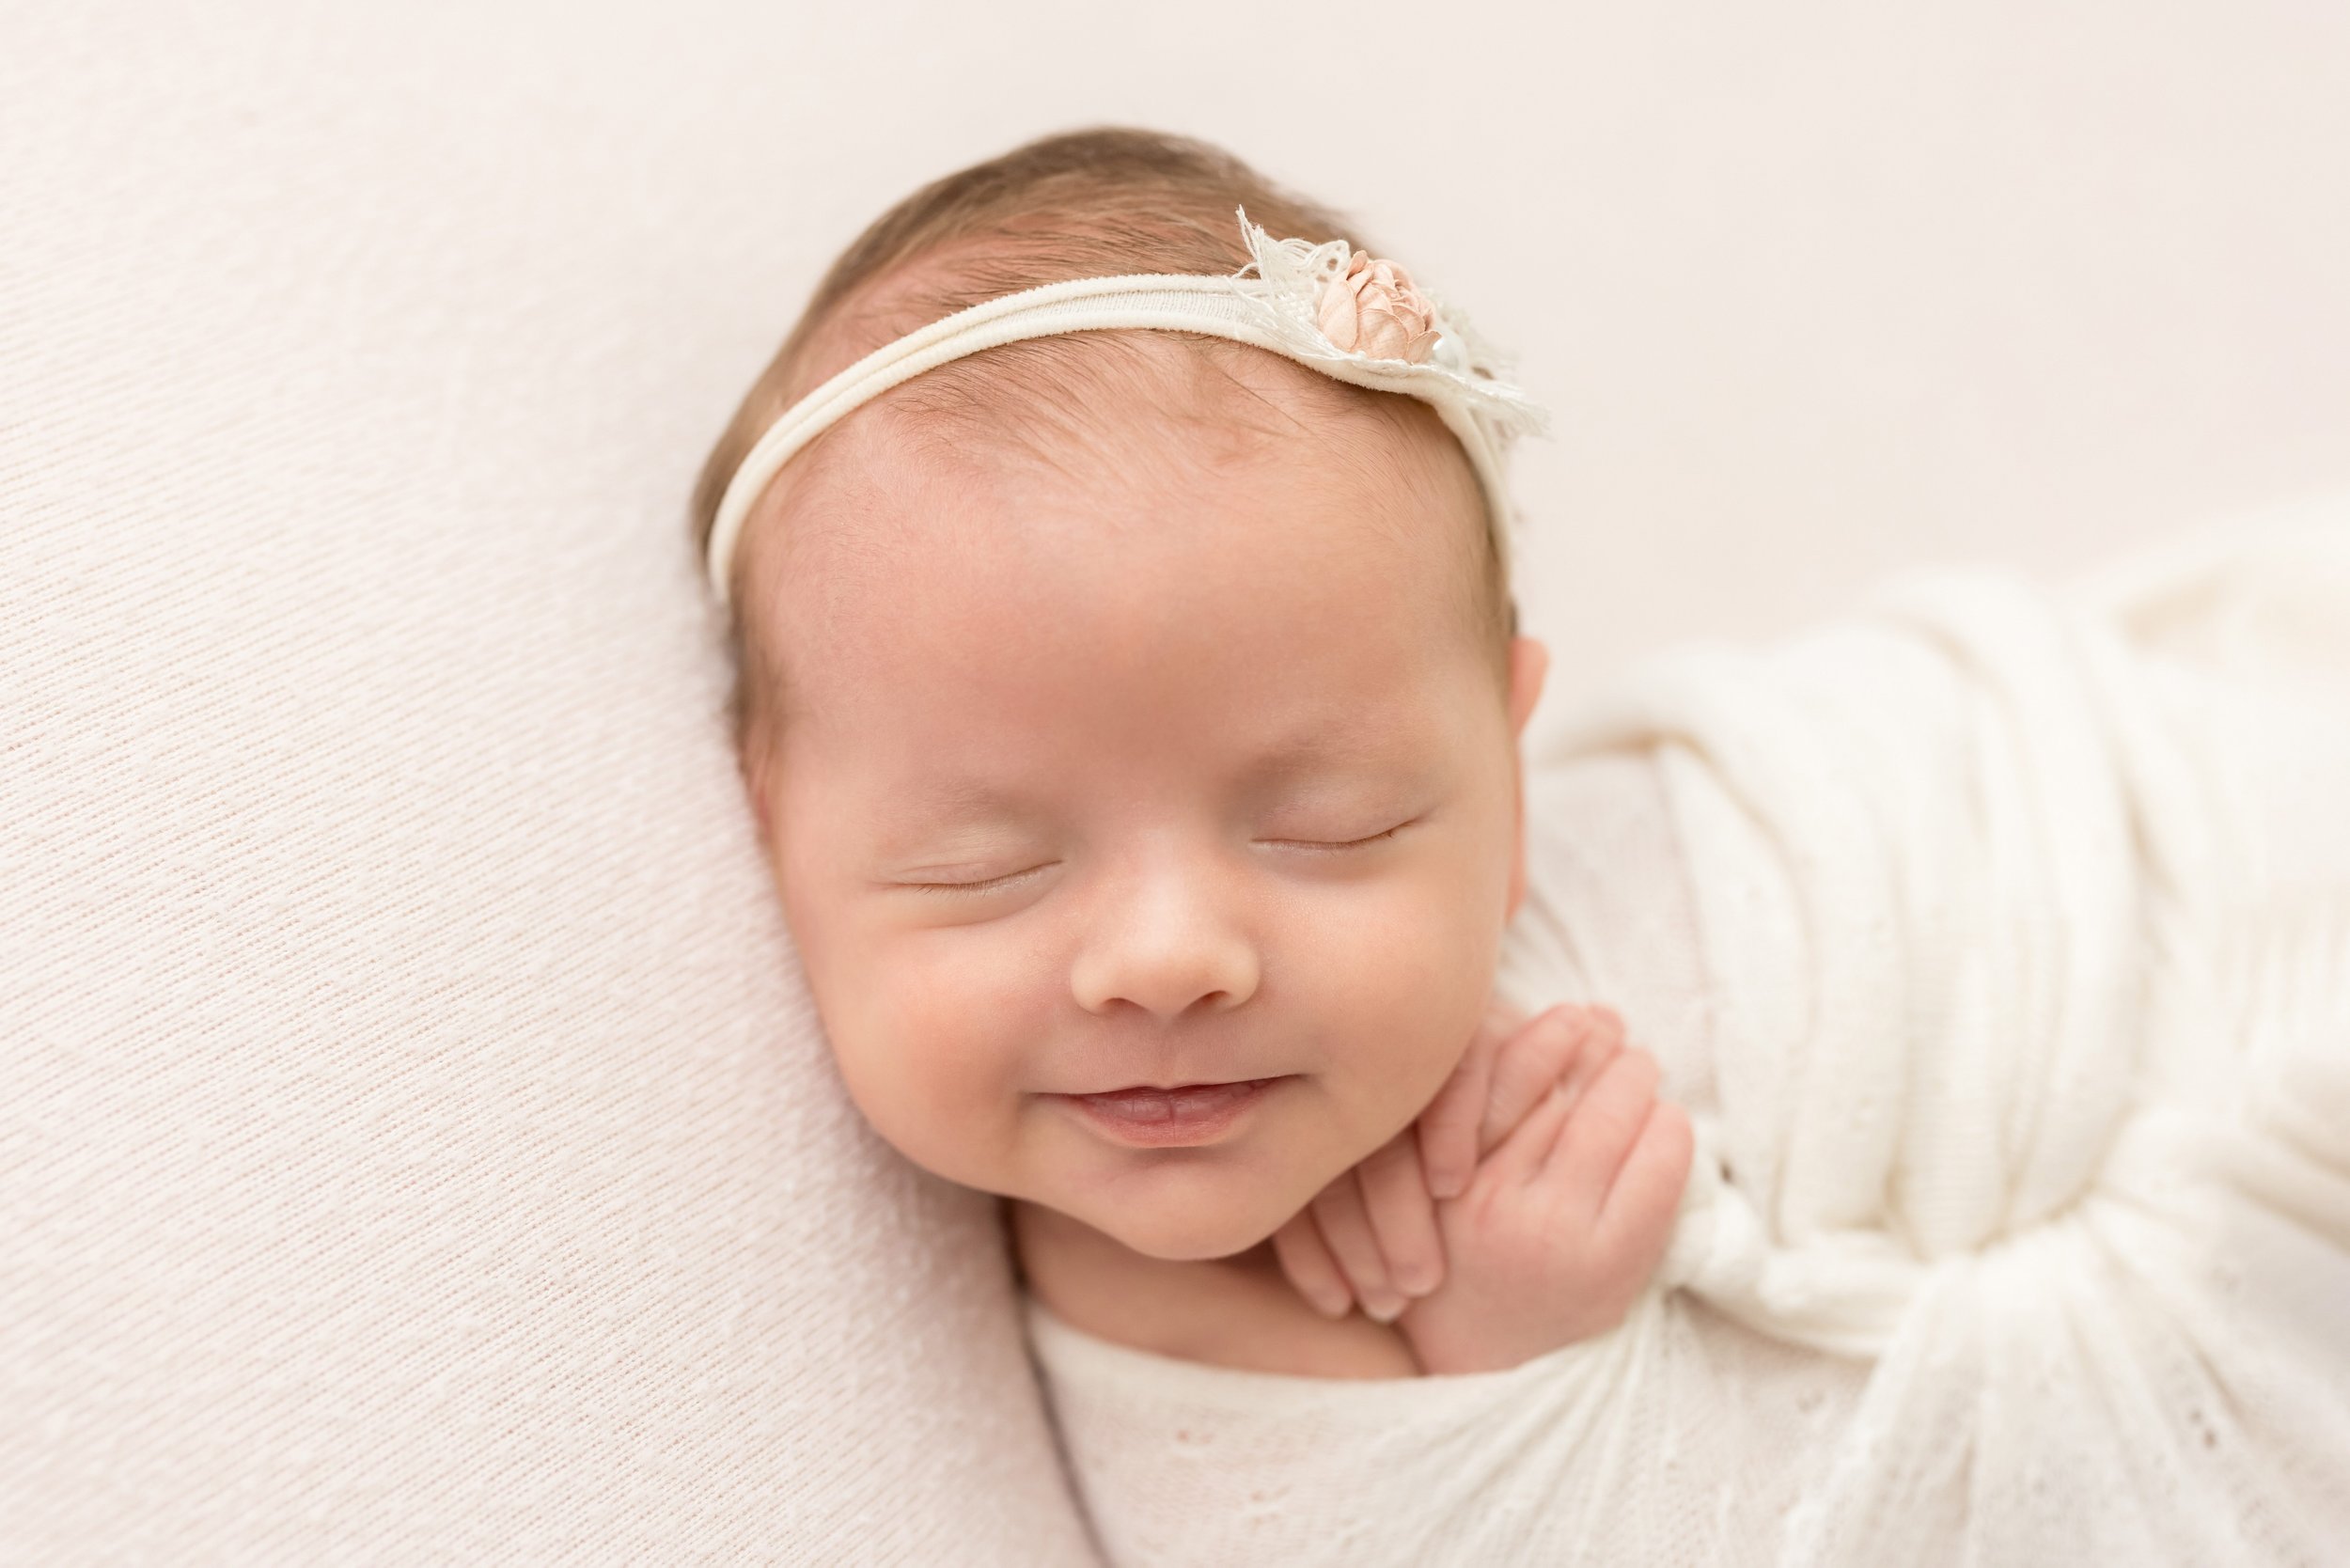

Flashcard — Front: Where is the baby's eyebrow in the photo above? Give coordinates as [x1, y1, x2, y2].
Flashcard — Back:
[867, 779, 1038, 867]
[1243, 724, 1431, 784]
[895, 776, 1032, 822]
[878, 725, 1436, 839]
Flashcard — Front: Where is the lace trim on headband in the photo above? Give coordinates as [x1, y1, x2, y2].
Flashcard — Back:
[1228, 210, 1548, 447]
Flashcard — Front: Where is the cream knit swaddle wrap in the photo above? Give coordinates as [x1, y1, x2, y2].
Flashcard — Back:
[1025, 496, 2350, 1566]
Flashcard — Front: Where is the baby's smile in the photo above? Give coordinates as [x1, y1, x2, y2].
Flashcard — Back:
[1050, 1075, 1295, 1148]
[733, 334, 1547, 1262]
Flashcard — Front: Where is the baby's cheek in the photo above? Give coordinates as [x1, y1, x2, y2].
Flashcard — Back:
[1292, 877, 1497, 1123]
[883, 926, 1051, 1050]
[835, 931, 1051, 1186]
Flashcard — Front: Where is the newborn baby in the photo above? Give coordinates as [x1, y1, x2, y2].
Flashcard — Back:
[695, 125, 1693, 1379]
[696, 125, 2350, 1568]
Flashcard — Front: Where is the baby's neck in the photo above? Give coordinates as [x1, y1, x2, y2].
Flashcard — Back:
[1004, 1195, 1421, 1375]
[1006, 1197, 1277, 1317]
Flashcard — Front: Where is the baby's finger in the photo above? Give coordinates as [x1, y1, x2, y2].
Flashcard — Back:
[1530, 1006, 1627, 1138]
[1478, 1006, 1592, 1156]
[1355, 1129, 1445, 1297]
[1417, 1009, 1508, 1200]
[1310, 1174, 1407, 1322]
[1270, 1206, 1355, 1318]
[1593, 1100, 1696, 1272]
[1550, 1047, 1662, 1212]
[1485, 1079, 1582, 1188]
[1555, 1007, 1627, 1107]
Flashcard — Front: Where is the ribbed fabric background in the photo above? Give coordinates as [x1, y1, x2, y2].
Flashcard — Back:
[7, 0, 2346, 1561]
[0, 6, 1097, 1562]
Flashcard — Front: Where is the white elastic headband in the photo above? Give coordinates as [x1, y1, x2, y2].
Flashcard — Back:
[704, 210, 1548, 612]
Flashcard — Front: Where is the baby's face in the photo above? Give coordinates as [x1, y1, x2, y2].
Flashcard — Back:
[737, 352, 1546, 1261]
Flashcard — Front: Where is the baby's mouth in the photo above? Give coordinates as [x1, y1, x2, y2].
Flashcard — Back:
[1055, 1077, 1288, 1147]
[1080, 1081, 1266, 1119]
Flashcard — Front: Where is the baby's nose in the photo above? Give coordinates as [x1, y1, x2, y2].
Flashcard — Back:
[1067, 870, 1261, 1021]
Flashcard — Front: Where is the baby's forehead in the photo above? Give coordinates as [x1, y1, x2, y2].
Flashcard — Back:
[760, 478, 1479, 797]
[774, 381, 1458, 614]
[731, 332, 1498, 740]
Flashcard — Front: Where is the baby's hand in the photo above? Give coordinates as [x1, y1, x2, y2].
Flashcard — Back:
[1268, 1002, 1632, 1323]
[1398, 1012, 1694, 1375]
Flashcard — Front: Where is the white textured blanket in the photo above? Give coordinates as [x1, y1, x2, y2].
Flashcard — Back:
[1023, 499, 2350, 1566]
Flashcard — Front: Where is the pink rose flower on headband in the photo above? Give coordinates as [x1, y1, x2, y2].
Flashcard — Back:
[1315, 250, 1443, 364]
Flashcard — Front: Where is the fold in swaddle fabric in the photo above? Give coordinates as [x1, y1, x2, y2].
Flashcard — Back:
[1023, 494, 2350, 1567]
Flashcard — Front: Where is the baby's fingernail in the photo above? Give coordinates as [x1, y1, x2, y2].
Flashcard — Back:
[1429, 1168, 1465, 1200]
[1364, 1296, 1405, 1324]
[1309, 1289, 1352, 1319]
[1397, 1266, 1439, 1297]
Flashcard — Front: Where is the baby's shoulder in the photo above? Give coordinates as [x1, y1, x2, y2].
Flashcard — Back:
[1008, 1200, 1418, 1380]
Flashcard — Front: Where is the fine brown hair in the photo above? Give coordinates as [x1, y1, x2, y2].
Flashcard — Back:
[690, 126, 1516, 755]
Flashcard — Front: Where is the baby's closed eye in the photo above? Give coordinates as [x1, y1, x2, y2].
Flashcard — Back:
[1256, 818, 1418, 853]
[887, 861, 1063, 896]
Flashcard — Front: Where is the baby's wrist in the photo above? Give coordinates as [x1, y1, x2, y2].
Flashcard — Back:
[1396, 1304, 1549, 1377]
[1398, 1280, 1635, 1375]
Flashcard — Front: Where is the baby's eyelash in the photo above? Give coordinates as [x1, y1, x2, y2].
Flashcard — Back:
[902, 863, 1058, 896]
[1270, 823, 1413, 852]
[898, 823, 1414, 894]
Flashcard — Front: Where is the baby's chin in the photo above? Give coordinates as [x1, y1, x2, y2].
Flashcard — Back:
[1061, 1177, 1308, 1262]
